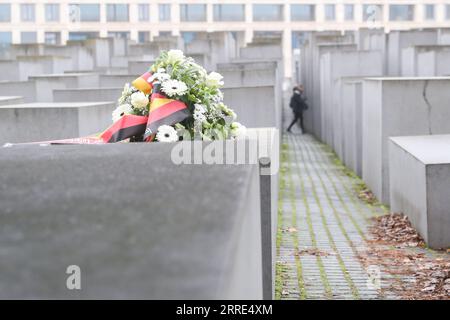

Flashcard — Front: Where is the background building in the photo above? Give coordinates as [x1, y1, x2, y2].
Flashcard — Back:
[1, 0, 450, 78]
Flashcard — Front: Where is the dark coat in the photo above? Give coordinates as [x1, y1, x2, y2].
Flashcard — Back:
[289, 90, 308, 114]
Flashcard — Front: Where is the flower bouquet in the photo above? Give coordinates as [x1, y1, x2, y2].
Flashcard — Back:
[3, 50, 245, 146]
[102, 49, 245, 143]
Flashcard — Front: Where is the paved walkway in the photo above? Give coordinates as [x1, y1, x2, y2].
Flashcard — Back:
[276, 133, 390, 300]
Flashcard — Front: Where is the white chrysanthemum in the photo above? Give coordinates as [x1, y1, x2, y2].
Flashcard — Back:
[156, 125, 179, 142]
[112, 104, 133, 122]
[230, 122, 246, 138]
[166, 49, 185, 64]
[130, 91, 149, 110]
[206, 72, 224, 87]
[161, 79, 188, 97]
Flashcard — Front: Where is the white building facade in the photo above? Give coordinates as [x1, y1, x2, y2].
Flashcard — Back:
[1, 0, 450, 78]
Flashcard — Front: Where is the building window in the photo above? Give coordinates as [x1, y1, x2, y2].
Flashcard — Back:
[69, 32, 99, 41]
[70, 4, 100, 22]
[0, 4, 11, 22]
[45, 4, 60, 22]
[344, 4, 354, 21]
[159, 4, 171, 21]
[45, 32, 61, 45]
[21, 31, 37, 44]
[291, 4, 315, 21]
[253, 4, 284, 21]
[389, 5, 414, 21]
[21, 4, 35, 22]
[425, 4, 435, 20]
[138, 4, 150, 21]
[324, 4, 335, 21]
[213, 4, 245, 21]
[138, 31, 150, 43]
[180, 4, 206, 22]
[181, 32, 197, 44]
[0, 32, 12, 44]
[107, 4, 129, 22]
[446, 5, 450, 20]
[292, 32, 306, 49]
[108, 31, 130, 39]
[363, 4, 383, 21]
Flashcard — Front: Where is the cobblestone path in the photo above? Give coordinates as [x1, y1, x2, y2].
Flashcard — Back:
[276, 133, 392, 300]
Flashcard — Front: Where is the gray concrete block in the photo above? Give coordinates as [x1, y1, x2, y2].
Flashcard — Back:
[247, 127, 279, 299]
[240, 44, 282, 60]
[29, 73, 100, 102]
[0, 80, 37, 103]
[99, 75, 140, 88]
[111, 56, 129, 68]
[222, 85, 281, 130]
[53, 88, 121, 103]
[389, 135, 450, 249]
[218, 61, 278, 87]
[127, 60, 154, 75]
[0, 102, 114, 144]
[387, 30, 438, 76]
[85, 38, 112, 68]
[0, 142, 263, 299]
[362, 77, 450, 205]
[0, 96, 23, 106]
[0, 56, 71, 81]
[341, 80, 363, 176]
[320, 51, 383, 148]
[401, 45, 450, 76]
[300, 39, 357, 138]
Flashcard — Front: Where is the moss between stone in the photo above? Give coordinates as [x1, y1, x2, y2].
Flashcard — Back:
[291, 137, 359, 299]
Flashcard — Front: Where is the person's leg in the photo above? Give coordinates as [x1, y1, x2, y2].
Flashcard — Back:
[287, 113, 299, 132]
[299, 112, 305, 133]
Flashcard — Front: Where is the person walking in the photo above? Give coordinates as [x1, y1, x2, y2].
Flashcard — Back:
[287, 84, 308, 133]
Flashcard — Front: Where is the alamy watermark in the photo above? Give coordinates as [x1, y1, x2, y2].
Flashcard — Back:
[366, 265, 381, 290]
[364, 5, 383, 29]
[68, 5, 81, 30]
[170, 129, 280, 175]
[66, 265, 81, 290]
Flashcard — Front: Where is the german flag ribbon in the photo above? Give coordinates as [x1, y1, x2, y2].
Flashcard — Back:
[131, 71, 153, 95]
[100, 115, 148, 143]
[143, 84, 190, 141]
[15, 114, 149, 145]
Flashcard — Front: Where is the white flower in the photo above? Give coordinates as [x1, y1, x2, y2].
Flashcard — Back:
[193, 110, 207, 123]
[161, 79, 188, 97]
[166, 49, 185, 64]
[194, 104, 206, 114]
[212, 90, 224, 103]
[118, 83, 134, 104]
[206, 72, 224, 87]
[130, 91, 149, 110]
[149, 72, 170, 83]
[112, 104, 133, 122]
[230, 122, 246, 138]
[157, 67, 166, 73]
[156, 125, 179, 142]
[121, 83, 133, 96]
